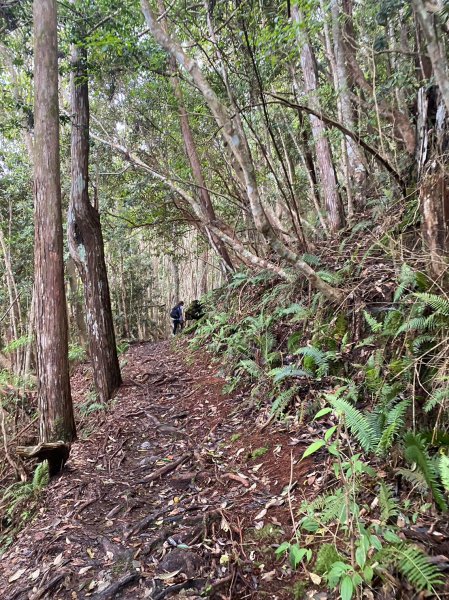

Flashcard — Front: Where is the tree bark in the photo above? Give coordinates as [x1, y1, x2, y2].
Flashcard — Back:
[33, 0, 75, 442]
[68, 37, 121, 403]
[170, 69, 234, 274]
[416, 86, 449, 276]
[292, 3, 345, 232]
[412, 0, 449, 114]
[66, 257, 88, 348]
[330, 0, 367, 207]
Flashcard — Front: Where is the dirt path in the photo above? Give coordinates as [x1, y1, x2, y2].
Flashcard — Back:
[0, 342, 313, 600]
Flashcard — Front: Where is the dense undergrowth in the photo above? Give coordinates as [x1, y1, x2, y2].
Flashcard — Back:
[189, 256, 449, 599]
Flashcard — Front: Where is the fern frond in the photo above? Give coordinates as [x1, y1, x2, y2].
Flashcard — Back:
[412, 335, 435, 355]
[394, 264, 416, 302]
[32, 461, 49, 491]
[317, 270, 342, 285]
[295, 346, 327, 365]
[396, 317, 429, 335]
[269, 365, 308, 382]
[386, 398, 410, 426]
[326, 394, 376, 452]
[379, 482, 399, 522]
[377, 422, 401, 455]
[301, 253, 322, 266]
[383, 543, 443, 592]
[396, 467, 429, 492]
[439, 454, 449, 492]
[403, 433, 447, 511]
[271, 387, 297, 417]
[424, 388, 449, 413]
[287, 331, 303, 353]
[363, 311, 383, 333]
[300, 488, 346, 523]
[258, 332, 276, 358]
[414, 292, 449, 316]
[238, 359, 262, 379]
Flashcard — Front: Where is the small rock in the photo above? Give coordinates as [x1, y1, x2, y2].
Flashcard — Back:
[156, 549, 202, 578]
[139, 442, 152, 450]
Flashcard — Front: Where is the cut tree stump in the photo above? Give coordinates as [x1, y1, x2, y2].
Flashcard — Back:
[16, 441, 71, 475]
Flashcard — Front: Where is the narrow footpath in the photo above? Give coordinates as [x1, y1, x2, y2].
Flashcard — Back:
[0, 342, 313, 600]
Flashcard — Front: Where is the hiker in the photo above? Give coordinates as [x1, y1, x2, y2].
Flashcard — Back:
[170, 301, 184, 335]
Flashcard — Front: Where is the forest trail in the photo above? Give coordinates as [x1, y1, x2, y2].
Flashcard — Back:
[0, 342, 312, 600]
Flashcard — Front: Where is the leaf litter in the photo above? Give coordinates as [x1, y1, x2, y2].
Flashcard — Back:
[0, 341, 317, 599]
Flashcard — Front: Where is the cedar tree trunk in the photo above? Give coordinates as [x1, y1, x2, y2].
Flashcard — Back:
[68, 39, 121, 403]
[33, 0, 76, 442]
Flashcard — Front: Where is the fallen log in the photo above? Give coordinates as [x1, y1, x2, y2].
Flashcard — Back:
[16, 441, 70, 475]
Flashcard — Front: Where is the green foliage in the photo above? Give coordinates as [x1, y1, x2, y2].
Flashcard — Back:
[68, 343, 87, 363]
[2, 335, 31, 354]
[414, 293, 449, 316]
[382, 543, 443, 592]
[363, 311, 383, 333]
[314, 544, 342, 575]
[403, 433, 447, 511]
[394, 264, 417, 302]
[3, 461, 49, 518]
[295, 346, 336, 377]
[424, 387, 449, 413]
[325, 390, 376, 453]
[378, 482, 399, 523]
[249, 446, 268, 459]
[271, 386, 298, 417]
[268, 365, 308, 383]
[116, 341, 130, 355]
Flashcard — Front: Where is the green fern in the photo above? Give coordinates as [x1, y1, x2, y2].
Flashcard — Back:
[295, 346, 331, 376]
[414, 292, 449, 316]
[3, 461, 49, 516]
[394, 264, 416, 302]
[382, 543, 443, 592]
[300, 253, 322, 267]
[33, 461, 49, 491]
[379, 482, 399, 523]
[269, 365, 308, 383]
[403, 433, 447, 511]
[316, 270, 342, 285]
[396, 317, 429, 335]
[271, 387, 297, 417]
[396, 467, 429, 492]
[326, 393, 376, 452]
[363, 311, 383, 333]
[412, 335, 435, 355]
[424, 387, 449, 413]
[287, 331, 302, 353]
[300, 488, 347, 524]
[238, 359, 262, 379]
[439, 454, 449, 492]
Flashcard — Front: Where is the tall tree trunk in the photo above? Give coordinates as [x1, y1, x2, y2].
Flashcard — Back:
[170, 69, 234, 274]
[33, 0, 75, 442]
[292, 4, 345, 232]
[412, 0, 449, 114]
[330, 0, 367, 207]
[416, 86, 449, 276]
[68, 34, 121, 403]
[66, 257, 88, 348]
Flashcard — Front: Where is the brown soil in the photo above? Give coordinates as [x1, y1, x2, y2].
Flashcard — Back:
[0, 341, 320, 600]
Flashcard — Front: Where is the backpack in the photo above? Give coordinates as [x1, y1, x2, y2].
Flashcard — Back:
[170, 306, 180, 319]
